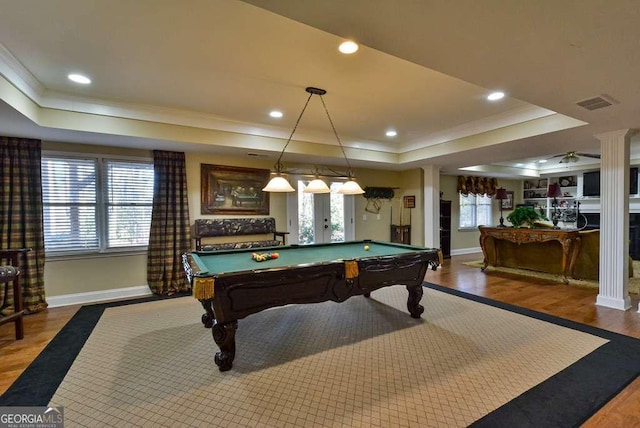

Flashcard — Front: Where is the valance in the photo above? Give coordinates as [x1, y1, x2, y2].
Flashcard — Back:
[457, 175, 499, 196]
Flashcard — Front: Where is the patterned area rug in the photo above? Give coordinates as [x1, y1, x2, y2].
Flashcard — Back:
[2, 285, 639, 427]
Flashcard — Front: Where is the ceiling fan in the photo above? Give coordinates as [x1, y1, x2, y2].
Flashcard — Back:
[552, 151, 601, 163]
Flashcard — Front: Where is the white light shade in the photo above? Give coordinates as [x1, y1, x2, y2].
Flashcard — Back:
[304, 178, 331, 193]
[262, 176, 295, 192]
[337, 180, 365, 195]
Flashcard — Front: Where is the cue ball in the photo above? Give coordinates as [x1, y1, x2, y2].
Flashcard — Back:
[364, 245, 370, 251]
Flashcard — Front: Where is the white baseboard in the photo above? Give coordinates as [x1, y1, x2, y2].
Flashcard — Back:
[47, 285, 153, 308]
[451, 247, 482, 256]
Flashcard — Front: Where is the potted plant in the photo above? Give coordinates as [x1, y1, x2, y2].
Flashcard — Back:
[506, 206, 548, 228]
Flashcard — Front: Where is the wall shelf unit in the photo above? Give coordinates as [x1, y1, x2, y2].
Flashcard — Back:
[522, 175, 578, 226]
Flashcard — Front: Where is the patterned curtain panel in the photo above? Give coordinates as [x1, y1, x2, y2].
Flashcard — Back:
[0, 137, 47, 313]
[457, 175, 499, 197]
[147, 151, 191, 295]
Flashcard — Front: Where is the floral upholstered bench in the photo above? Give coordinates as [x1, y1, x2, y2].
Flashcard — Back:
[193, 217, 288, 251]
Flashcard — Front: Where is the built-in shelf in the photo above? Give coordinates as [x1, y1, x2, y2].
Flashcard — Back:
[522, 175, 578, 226]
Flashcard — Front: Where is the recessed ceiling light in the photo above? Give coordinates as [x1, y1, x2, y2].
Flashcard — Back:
[338, 40, 359, 54]
[515, 163, 524, 167]
[538, 159, 548, 163]
[385, 130, 397, 137]
[269, 110, 283, 118]
[68, 73, 91, 84]
[487, 91, 505, 101]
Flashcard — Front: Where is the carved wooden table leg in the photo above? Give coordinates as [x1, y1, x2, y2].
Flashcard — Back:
[561, 237, 572, 284]
[479, 234, 490, 271]
[569, 236, 582, 279]
[406, 284, 424, 318]
[200, 299, 214, 328]
[212, 320, 238, 371]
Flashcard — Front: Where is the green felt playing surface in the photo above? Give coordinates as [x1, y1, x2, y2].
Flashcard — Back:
[192, 241, 429, 275]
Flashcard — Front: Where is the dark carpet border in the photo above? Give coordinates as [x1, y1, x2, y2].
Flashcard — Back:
[426, 283, 640, 428]
[2, 285, 639, 428]
[0, 292, 190, 406]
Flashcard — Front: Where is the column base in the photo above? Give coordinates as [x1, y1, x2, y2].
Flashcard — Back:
[596, 294, 632, 311]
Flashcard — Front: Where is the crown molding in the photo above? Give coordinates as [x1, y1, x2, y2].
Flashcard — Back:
[0, 42, 45, 102]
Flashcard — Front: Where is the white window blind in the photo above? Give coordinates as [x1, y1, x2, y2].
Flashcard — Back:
[42, 155, 154, 254]
[42, 157, 99, 252]
[105, 160, 154, 248]
[459, 194, 493, 228]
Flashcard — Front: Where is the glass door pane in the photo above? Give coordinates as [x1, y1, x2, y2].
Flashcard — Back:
[296, 180, 347, 244]
[297, 180, 315, 244]
[329, 182, 345, 243]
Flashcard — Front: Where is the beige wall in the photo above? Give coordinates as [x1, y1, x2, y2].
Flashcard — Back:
[400, 169, 424, 246]
[352, 168, 403, 241]
[42, 141, 408, 298]
[45, 254, 148, 296]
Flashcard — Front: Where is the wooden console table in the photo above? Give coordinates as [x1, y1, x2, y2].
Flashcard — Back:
[478, 226, 581, 284]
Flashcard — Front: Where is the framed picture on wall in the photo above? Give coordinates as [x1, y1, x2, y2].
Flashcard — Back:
[403, 195, 416, 208]
[201, 164, 270, 215]
[501, 190, 514, 210]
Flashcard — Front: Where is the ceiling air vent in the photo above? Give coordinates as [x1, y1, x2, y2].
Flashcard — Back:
[576, 94, 618, 111]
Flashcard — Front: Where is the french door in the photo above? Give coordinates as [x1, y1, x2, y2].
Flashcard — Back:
[287, 179, 355, 244]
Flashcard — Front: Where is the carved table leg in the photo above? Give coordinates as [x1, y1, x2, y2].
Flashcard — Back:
[200, 299, 215, 328]
[212, 320, 238, 371]
[561, 238, 572, 284]
[569, 236, 582, 279]
[479, 234, 490, 271]
[406, 284, 424, 318]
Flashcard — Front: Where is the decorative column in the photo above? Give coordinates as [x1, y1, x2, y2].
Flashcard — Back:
[596, 129, 633, 310]
[422, 165, 440, 249]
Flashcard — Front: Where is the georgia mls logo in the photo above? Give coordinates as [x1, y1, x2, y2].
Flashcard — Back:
[0, 406, 64, 428]
[44, 407, 63, 420]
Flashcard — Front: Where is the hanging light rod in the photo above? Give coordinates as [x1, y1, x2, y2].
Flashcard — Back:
[262, 86, 365, 195]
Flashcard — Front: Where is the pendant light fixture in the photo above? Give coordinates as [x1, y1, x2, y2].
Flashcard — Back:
[262, 87, 365, 195]
[304, 177, 332, 194]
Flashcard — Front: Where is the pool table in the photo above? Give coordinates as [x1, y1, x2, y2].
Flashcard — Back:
[183, 240, 440, 371]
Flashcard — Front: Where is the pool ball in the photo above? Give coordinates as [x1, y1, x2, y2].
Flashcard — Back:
[364, 245, 370, 251]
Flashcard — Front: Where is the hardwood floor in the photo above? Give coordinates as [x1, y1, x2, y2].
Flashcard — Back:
[1, 253, 639, 426]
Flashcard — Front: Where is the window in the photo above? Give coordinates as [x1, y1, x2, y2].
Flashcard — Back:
[42, 155, 154, 254]
[459, 193, 492, 228]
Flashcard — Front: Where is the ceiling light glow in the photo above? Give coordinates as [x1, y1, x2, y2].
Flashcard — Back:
[338, 41, 359, 54]
[68, 74, 91, 84]
[269, 110, 283, 118]
[538, 159, 547, 163]
[385, 130, 397, 137]
[487, 91, 505, 101]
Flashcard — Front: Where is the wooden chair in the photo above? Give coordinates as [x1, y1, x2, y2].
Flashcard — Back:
[0, 249, 30, 340]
